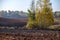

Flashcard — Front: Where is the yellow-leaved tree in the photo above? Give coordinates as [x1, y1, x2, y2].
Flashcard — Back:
[36, 0, 54, 28]
[26, 0, 36, 29]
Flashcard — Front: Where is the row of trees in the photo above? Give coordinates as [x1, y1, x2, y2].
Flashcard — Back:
[26, 0, 54, 29]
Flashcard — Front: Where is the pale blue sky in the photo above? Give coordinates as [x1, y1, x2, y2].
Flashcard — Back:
[0, 0, 60, 12]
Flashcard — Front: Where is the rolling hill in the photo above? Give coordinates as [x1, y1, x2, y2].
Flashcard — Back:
[0, 17, 28, 27]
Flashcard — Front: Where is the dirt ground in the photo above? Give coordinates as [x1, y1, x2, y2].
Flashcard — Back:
[0, 30, 60, 40]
